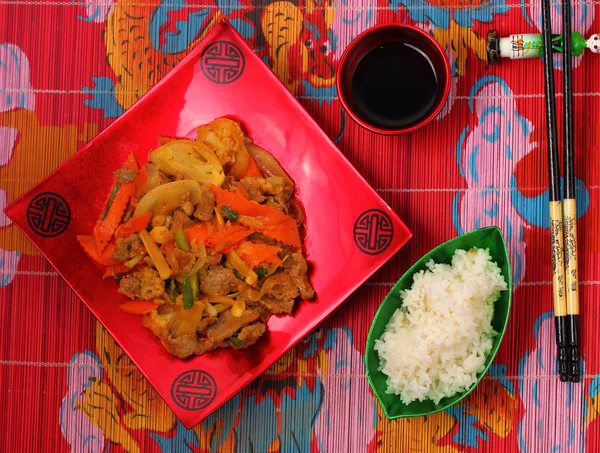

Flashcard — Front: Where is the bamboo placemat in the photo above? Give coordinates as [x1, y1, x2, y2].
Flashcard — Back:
[1, 1, 600, 451]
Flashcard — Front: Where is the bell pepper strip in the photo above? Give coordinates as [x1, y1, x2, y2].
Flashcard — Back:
[208, 225, 254, 253]
[236, 183, 251, 199]
[119, 300, 158, 315]
[123, 152, 140, 171]
[161, 241, 180, 275]
[103, 263, 130, 279]
[242, 156, 261, 178]
[77, 235, 118, 266]
[139, 230, 172, 280]
[226, 250, 258, 285]
[184, 222, 216, 245]
[211, 186, 301, 248]
[134, 165, 148, 197]
[236, 241, 282, 269]
[94, 182, 135, 253]
[114, 212, 151, 240]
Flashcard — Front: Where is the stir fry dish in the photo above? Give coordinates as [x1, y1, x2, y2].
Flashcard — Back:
[77, 118, 315, 358]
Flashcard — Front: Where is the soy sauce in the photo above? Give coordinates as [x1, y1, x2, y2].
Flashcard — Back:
[350, 41, 438, 129]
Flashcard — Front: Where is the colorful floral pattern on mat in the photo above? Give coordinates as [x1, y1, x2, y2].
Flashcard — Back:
[1, 1, 600, 451]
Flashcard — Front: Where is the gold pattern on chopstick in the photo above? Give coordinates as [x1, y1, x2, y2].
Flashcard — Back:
[549, 201, 567, 316]
[563, 199, 579, 315]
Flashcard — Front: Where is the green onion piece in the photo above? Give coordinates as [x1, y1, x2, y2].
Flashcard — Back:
[233, 269, 243, 281]
[114, 275, 123, 283]
[125, 254, 144, 268]
[100, 182, 121, 220]
[174, 226, 190, 252]
[229, 336, 243, 348]
[190, 274, 199, 301]
[255, 267, 267, 279]
[221, 206, 239, 221]
[183, 278, 194, 309]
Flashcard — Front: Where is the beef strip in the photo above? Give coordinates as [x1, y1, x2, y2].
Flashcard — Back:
[255, 296, 294, 314]
[200, 266, 238, 295]
[283, 252, 315, 300]
[234, 322, 266, 348]
[173, 248, 196, 274]
[193, 184, 215, 221]
[206, 309, 260, 343]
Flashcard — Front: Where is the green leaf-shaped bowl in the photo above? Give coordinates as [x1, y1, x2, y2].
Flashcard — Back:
[365, 226, 513, 419]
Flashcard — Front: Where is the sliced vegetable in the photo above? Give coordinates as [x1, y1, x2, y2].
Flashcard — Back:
[204, 301, 218, 317]
[134, 180, 203, 219]
[174, 226, 191, 252]
[207, 295, 236, 305]
[119, 300, 158, 315]
[103, 263, 130, 279]
[207, 295, 236, 304]
[77, 235, 117, 266]
[211, 186, 301, 248]
[94, 182, 135, 253]
[231, 299, 246, 317]
[208, 225, 254, 253]
[197, 118, 250, 178]
[175, 301, 205, 336]
[183, 278, 194, 309]
[229, 336, 243, 348]
[221, 206, 238, 221]
[123, 152, 140, 172]
[149, 139, 225, 186]
[214, 206, 225, 231]
[242, 156, 262, 178]
[236, 241, 282, 269]
[246, 143, 293, 187]
[226, 250, 258, 286]
[125, 254, 145, 268]
[162, 241, 180, 275]
[114, 212, 151, 240]
[139, 230, 172, 280]
[134, 165, 148, 197]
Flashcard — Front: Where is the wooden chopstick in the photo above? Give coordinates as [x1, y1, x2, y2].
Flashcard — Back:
[540, 0, 569, 381]
[561, 0, 581, 382]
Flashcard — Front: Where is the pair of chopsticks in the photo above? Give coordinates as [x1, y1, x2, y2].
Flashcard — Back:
[541, 0, 581, 382]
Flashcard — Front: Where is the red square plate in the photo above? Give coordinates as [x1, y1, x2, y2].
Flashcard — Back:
[5, 20, 411, 428]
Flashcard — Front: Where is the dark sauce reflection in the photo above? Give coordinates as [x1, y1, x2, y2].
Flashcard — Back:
[350, 41, 439, 129]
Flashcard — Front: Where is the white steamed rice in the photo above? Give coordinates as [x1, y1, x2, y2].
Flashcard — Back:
[374, 247, 507, 405]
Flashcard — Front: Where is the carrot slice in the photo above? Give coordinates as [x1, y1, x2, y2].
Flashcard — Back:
[114, 213, 151, 240]
[134, 165, 148, 197]
[77, 235, 117, 266]
[242, 156, 261, 178]
[93, 182, 135, 253]
[236, 241, 282, 269]
[103, 263, 130, 279]
[123, 152, 140, 171]
[211, 186, 301, 248]
[119, 300, 158, 315]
